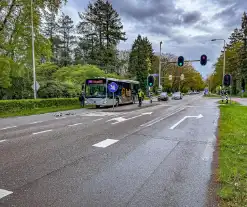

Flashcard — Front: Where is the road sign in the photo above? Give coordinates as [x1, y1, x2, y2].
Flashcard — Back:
[151, 74, 159, 77]
[32, 81, 40, 91]
[169, 75, 172, 80]
[108, 82, 118, 93]
[180, 74, 184, 80]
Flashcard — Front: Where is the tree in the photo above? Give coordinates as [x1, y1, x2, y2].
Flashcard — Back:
[57, 13, 75, 66]
[128, 35, 153, 90]
[77, 0, 126, 70]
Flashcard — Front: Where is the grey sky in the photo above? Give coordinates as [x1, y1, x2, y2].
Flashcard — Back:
[62, 0, 247, 77]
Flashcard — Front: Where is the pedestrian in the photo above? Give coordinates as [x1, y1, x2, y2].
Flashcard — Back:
[79, 92, 85, 107]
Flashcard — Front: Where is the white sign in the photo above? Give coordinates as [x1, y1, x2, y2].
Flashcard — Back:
[169, 75, 172, 80]
[32, 81, 40, 91]
[180, 74, 184, 80]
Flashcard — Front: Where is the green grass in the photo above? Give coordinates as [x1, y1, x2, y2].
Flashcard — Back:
[0, 104, 93, 118]
[218, 104, 247, 206]
[218, 100, 240, 105]
[204, 93, 221, 98]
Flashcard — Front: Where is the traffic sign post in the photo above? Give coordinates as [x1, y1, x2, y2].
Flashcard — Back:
[108, 82, 118, 110]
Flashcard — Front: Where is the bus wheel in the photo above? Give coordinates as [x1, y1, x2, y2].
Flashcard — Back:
[96, 105, 100, 109]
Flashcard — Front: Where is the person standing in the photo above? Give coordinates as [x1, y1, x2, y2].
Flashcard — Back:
[79, 92, 85, 107]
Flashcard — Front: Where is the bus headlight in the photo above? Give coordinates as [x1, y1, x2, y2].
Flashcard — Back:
[103, 99, 107, 104]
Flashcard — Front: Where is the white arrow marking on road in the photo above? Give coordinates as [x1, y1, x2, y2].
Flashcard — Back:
[106, 117, 127, 123]
[111, 112, 153, 125]
[0, 189, 13, 199]
[170, 114, 203, 130]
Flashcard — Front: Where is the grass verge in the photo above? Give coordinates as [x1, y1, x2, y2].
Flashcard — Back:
[218, 100, 240, 105]
[0, 104, 93, 118]
[218, 104, 247, 206]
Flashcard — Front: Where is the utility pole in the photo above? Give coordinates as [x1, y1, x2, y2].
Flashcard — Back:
[223, 39, 226, 87]
[159, 41, 162, 89]
[31, 0, 37, 99]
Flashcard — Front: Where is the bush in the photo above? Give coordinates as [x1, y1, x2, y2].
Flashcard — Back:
[0, 98, 79, 114]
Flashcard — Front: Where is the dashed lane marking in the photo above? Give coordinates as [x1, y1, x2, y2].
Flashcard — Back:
[32, 129, 53, 135]
[0, 189, 13, 199]
[29, 121, 44, 125]
[0, 126, 17, 131]
[93, 118, 103, 122]
[92, 139, 119, 148]
[68, 123, 83, 127]
[0, 140, 6, 143]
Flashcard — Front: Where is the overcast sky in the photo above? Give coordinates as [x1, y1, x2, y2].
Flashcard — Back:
[62, 0, 247, 78]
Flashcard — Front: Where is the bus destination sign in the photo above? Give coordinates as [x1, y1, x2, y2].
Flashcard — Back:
[87, 79, 105, 84]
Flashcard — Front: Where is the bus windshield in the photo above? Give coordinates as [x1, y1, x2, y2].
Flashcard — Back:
[85, 83, 106, 98]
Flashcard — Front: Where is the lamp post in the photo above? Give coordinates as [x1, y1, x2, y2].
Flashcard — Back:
[211, 39, 226, 87]
[159, 41, 162, 89]
[31, 0, 37, 99]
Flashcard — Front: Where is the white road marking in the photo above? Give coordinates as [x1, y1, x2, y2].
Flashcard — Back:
[92, 139, 119, 148]
[32, 129, 53, 135]
[29, 121, 44, 125]
[68, 123, 82, 127]
[93, 118, 103, 122]
[169, 114, 203, 129]
[0, 140, 6, 143]
[140, 108, 185, 127]
[107, 117, 127, 123]
[201, 135, 215, 161]
[0, 126, 17, 130]
[111, 112, 153, 125]
[0, 189, 13, 199]
[55, 117, 66, 119]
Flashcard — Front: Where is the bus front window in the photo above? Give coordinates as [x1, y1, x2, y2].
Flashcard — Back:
[85, 84, 106, 98]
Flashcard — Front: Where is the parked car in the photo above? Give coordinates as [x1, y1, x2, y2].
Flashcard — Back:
[172, 92, 183, 100]
[158, 92, 169, 101]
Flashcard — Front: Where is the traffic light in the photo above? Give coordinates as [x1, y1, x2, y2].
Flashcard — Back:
[147, 75, 154, 87]
[224, 74, 231, 87]
[177, 56, 184, 67]
[200, 54, 207, 65]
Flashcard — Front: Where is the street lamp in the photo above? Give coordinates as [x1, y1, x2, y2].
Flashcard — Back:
[159, 41, 162, 89]
[211, 38, 226, 87]
[31, 0, 37, 99]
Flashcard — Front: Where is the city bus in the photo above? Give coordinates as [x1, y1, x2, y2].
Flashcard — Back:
[83, 77, 140, 108]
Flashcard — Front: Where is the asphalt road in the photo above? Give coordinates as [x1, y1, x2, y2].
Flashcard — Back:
[0, 95, 219, 207]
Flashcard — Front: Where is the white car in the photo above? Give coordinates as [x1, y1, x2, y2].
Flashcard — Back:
[172, 92, 183, 100]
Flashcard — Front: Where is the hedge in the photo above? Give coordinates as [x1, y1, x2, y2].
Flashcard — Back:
[0, 98, 79, 114]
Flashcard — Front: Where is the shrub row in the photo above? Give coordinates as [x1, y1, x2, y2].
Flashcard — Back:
[0, 98, 79, 114]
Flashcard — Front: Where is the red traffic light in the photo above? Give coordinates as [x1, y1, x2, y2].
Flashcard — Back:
[200, 54, 207, 66]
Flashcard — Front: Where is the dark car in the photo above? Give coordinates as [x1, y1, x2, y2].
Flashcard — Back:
[158, 92, 169, 101]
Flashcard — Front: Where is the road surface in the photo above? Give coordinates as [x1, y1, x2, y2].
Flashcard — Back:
[0, 95, 219, 207]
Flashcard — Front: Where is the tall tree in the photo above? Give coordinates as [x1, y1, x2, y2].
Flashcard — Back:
[128, 35, 153, 90]
[42, 8, 59, 62]
[57, 13, 75, 66]
[77, 0, 126, 71]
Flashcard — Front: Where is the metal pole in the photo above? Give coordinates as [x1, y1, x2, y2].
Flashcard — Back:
[159, 41, 162, 89]
[112, 92, 114, 110]
[31, 0, 37, 99]
[223, 40, 226, 88]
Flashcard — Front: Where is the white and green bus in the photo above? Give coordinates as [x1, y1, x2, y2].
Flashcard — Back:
[83, 77, 140, 108]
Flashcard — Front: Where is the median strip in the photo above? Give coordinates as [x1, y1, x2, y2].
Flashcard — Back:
[32, 129, 53, 135]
